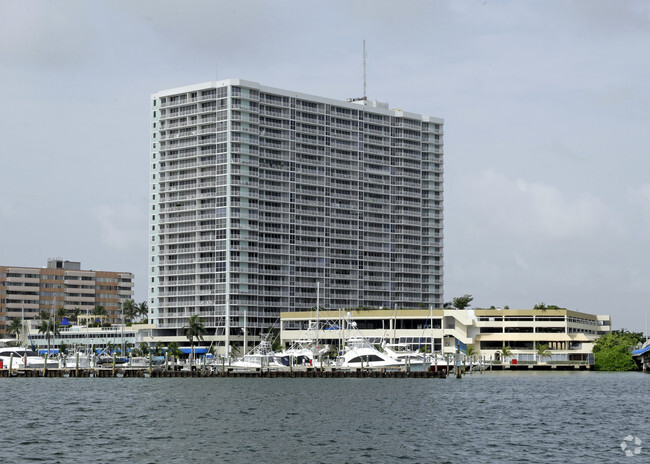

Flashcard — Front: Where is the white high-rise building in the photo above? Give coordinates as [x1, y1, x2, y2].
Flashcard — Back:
[149, 79, 444, 348]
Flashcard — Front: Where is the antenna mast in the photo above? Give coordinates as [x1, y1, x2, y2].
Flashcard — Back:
[346, 40, 368, 103]
[363, 39, 367, 100]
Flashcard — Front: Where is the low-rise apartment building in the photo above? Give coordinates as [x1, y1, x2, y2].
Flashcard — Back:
[0, 259, 134, 334]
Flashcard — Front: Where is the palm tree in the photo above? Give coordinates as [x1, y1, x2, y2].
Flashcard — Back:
[230, 342, 241, 358]
[134, 342, 149, 357]
[56, 306, 68, 324]
[536, 343, 551, 363]
[38, 313, 59, 361]
[499, 345, 512, 363]
[463, 344, 477, 363]
[153, 341, 165, 356]
[7, 317, 22, 341]
[185, 314, 206, 367]
[71, 307, 82, 324]
[167, 342, 183, 366]
[122, 299, 138, 324]
[138, 301, 149, 322]
[92, 305, 107, 326]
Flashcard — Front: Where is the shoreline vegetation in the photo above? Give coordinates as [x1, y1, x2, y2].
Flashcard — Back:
[593, 330, 643, 371]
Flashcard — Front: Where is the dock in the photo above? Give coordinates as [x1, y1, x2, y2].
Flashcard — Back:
[0, 366, 447, 379]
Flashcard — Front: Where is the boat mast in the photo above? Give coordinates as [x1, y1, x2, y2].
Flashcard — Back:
[315, 282, 320, 348]
[393, 303, 397, 344]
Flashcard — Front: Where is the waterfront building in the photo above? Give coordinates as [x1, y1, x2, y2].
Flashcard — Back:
[0, 259, 135, 334]
[149, 79, 445, 352]
[280, 307, 611, 365]
[24, 322, 156, 353]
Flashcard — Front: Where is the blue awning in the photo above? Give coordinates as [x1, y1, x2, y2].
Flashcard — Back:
[38, 349, 59, 354]
[632, 345, 650, 356]
[60, 317, 71, 326]
[180, 347, 208, 354]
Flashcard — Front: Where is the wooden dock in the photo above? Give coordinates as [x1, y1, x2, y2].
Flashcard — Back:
[0, 367, 447, 379]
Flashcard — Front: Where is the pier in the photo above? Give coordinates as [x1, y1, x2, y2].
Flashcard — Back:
[0, 367, 447, 379]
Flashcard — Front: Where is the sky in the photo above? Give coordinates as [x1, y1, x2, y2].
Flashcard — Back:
[0, 0, 649, 330]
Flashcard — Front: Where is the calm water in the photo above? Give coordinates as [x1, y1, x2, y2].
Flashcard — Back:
[0, 371, 648, 463]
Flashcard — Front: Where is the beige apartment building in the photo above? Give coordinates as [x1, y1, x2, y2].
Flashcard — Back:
[280, 307, 611, 364]
[0, 259, 134, 335]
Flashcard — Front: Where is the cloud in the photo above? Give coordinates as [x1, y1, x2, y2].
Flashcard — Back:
[91, 203, 147, 252]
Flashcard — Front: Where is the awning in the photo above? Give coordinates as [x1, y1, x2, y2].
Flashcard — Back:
[38, 349, 59, 354]
[180, 347, 209, 354]
[60, 317, 71, 326]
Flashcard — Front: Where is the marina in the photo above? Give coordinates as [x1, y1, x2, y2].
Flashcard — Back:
[0, 366, 447, 378]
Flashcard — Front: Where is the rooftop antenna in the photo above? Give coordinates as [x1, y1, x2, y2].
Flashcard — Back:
[347, 40, 368, 103]
[363, 39, 367, 100]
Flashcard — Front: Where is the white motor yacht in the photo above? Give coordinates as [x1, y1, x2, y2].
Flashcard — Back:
[337, 337, 402, 369]
[276, 340, 330, 367]
[0, 347, 58, 369]
[230, 340, 286, 370]
[382, 343, 427, 369]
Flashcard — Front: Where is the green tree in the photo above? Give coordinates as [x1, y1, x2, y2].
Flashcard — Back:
[152, 341, 165, 356]
[38, 313, 59, 361]
[593, 330, 643, 371]
[230, 342, 241, 358]
[167, 342, 183, 364]
[71, 307, 82, 324]
[536, 343, 551, 363]
[122, 299, 138, 324]
[91, 305, 107, 326]
[7, 317, 22, 341]
[499, 345, 512, 363]
[133, 342, 150, 357]
[138, 301, 149, 321]
[452, 294, 473, 310]
[185, 315, 206, 367]
[464, 344, 477, 361]
[56, 306, 68, 323]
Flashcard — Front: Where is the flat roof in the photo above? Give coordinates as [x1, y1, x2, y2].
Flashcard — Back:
[152, 78, 443, 123]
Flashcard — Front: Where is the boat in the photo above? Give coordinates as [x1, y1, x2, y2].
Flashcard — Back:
[0, 346, 58, 369]
[229, 340, 286, 370]
[337, 337, 402, 369]
[60, 350, 94, 368]
[383, 343, 426, 364]
[276, 339, 331, 367]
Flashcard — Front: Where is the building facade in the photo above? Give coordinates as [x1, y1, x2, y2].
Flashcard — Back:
[0, 259, 134, 334]
[150, 79, 444, 347]
[280, 308, 612, 364]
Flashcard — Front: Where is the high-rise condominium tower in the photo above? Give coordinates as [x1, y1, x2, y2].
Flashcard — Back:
[150, 79, 444, 345]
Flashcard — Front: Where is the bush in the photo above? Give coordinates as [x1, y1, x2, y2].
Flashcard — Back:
[593, 330, 643, 371]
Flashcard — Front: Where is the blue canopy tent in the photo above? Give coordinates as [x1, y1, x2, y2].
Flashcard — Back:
[60, 317, 71, 326]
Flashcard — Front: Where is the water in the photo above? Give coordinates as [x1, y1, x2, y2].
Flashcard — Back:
[0, 371, 648, 463]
